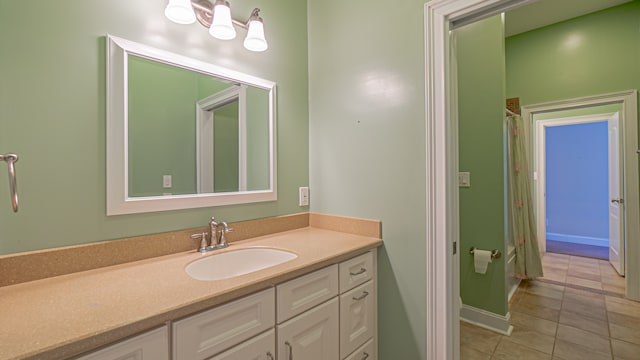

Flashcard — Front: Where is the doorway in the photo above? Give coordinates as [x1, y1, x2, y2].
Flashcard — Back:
[424, 1, 640, 359]
[534, 112, 624, 275]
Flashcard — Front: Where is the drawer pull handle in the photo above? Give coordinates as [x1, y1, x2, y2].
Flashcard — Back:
[267, 352, 274, 360]
[285, 341, 293, 360]
[353, 291, 369, 301]
[350, 267, 367, 276]
[361, 352, 370, 360]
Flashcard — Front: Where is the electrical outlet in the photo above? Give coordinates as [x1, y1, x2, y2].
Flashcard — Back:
[163, 175, 172, 188]
[299, 187, 309, 206]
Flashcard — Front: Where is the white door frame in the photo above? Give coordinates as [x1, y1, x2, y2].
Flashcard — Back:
[425, 1, 639, 359]
[425, 1, 535, 359]
[522, 91, 639, 300]
[534, 112, 618, 254]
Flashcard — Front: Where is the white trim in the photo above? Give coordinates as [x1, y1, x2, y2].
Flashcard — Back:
[106, 35, 277, 215]
[522, 90, 639, 301]
[196, 85, 248, 193]
[460, 305, 514, 336]
[425, 1, 542, 359]
[534, 112, 617, 254]
[546, 233, 608, 248]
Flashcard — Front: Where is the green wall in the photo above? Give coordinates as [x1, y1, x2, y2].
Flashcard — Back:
[213, 102, 240, 193]
[456, 16, 508, 316]
[308, 0, 427, 358]
[0, 0, 309, 254]
[506, 2, 640, 108]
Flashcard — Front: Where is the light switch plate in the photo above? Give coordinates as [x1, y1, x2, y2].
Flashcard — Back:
[458, 172, 470, 188]
[299, 187, 309, 206]
[163, 175, 172, 188]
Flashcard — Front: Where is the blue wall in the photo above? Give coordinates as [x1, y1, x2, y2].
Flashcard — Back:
[546, 121, 609, 245]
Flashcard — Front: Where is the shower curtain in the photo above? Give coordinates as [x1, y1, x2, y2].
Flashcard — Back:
[507, 114, 543, 279]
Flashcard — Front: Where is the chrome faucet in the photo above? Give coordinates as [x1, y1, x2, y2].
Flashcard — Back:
[191, 216, 233, 253]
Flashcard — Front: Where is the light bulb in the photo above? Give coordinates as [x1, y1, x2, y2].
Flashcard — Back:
[209, 1, 236, 40]
[243, 18, 268, 52]
[164, 0, 196, 25]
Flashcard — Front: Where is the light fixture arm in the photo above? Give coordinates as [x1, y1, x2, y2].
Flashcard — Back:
[191, 0, 261, 30]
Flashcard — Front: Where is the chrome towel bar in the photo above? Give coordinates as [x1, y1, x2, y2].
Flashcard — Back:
[469, 247, 501, 260]
[0, 153, 19, 212]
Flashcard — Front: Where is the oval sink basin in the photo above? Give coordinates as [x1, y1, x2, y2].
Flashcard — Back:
[185, 248, 298, 281]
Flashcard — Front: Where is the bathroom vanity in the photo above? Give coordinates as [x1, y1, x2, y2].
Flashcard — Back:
[0, 217, 381, 360]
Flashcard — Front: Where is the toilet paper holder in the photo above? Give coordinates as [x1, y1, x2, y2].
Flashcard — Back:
[469, 247, 502, 260]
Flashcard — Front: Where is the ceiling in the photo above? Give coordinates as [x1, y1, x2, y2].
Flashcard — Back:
[505, 0, 633, 37]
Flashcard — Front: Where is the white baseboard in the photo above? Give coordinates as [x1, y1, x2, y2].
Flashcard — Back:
[508, 278, 521, 302]
[546, 232, 608, 247]
[460, 304, 513, 336]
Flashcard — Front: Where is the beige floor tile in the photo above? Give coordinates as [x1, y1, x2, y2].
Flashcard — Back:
[567, 268, 601, 282]
[492, 338, 552, 359]
[610, 322, 640, 346]
[556, 324, 612, 355]
[507, 327, 556, 354]
[569, 256, 600, 266]
[460, 345, 492, 360]
[522, 281, 565, 300]
[565, 275, 603, 290]
[608, 311, 640, 330]
[510, 311, 558, 337]
[606, 296, 640, 318]
[553, 338, 613, 360]
[512, 301, 561, 322]
[543, 262, 569, 272]
[611, 339, 640, 360]
[559, 310, 609, 337]
[563, 287, 606, 307]
[601, 274, 625, 286]
[602, 283, 625, 296]
[562, 298, 608, 321]
[541, 269, 567, 283]
[460, 322, 502, 355]
[519, 292, 563, 310]
[544, 253, 571, 262]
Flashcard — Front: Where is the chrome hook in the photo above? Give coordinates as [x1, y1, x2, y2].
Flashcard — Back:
[0, 153, 19, 212]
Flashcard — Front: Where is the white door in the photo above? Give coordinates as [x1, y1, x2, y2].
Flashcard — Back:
[608, 113, 625, 275]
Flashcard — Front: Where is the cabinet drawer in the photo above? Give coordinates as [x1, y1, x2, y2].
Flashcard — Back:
[339, 252, 373, 293]
[75, 326, 169, 360]
[340, 281, 374, 358]
[207, 329, 275, 360]
[277, 265, 338, 323]
[277, 297, 339, 360]
[173, 288, 275, 360]
[344, 338, 374, 360]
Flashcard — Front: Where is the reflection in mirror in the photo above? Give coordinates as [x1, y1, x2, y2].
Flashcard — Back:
[107, 35, 276, 215]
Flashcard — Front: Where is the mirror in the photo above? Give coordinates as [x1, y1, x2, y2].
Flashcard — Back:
[107, 35, 276, 215]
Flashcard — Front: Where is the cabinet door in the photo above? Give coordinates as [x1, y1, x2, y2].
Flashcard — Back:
[207, 329, 275, 360]
[173, 288, 275, 360]
[75, 327, 168, 360]
[340, 281, 374, 359]
[277, 298, 339, 360]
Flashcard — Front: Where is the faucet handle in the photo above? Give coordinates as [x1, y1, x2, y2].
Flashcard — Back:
[218, 222, 233, 248]
[191, 232, 209, 253]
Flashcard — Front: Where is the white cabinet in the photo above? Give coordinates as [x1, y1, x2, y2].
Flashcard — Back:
[207, 329, 275, 360]
[277, 298, 339, 360]
[74, 326, 169, 360]
[340, 281, 374, 359]
[173, 288, 275, 360]
[277, 264, 339, 323]
[276, 249, 377, 360]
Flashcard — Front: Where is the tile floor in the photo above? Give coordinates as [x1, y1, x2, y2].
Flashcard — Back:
[461, 252, 640, 359]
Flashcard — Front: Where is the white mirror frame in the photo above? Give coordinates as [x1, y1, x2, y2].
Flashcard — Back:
[106, 35, 276, 216]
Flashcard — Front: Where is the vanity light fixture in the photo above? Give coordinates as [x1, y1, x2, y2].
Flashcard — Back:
[164, 0, 268, 52]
